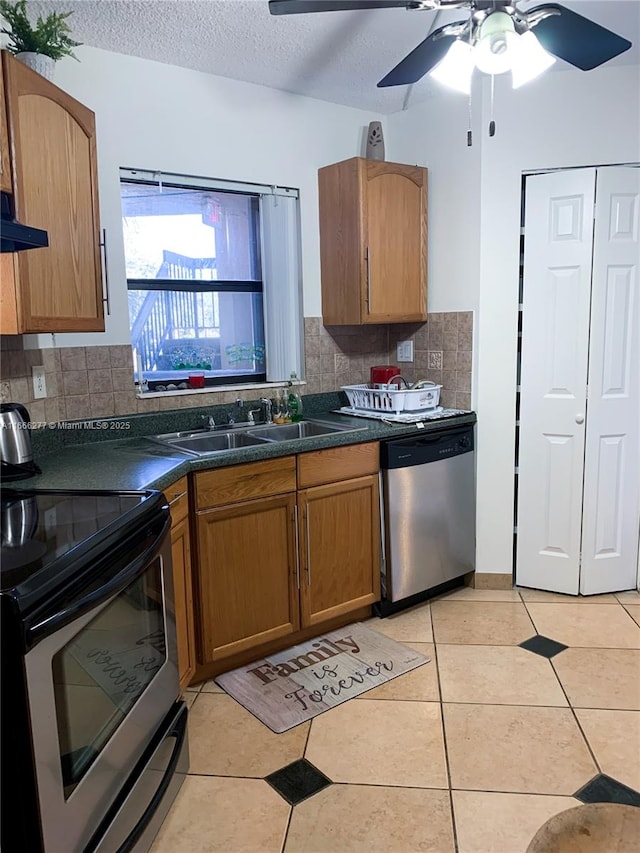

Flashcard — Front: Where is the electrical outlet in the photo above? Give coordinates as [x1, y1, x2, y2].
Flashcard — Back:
[397, 340, 414, 363]
[32, 365, 47, 399]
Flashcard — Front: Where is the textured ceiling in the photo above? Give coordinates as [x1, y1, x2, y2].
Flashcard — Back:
[22, 1, 640, 114]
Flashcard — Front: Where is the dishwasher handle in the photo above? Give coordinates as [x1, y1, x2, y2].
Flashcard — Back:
[382, 425, 474, 469]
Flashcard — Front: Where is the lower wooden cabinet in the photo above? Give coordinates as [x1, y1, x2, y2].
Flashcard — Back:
[197, 493, 300, 662]
[166, 477, 196, 692]
[299, 474, 381, 627]
[193, 444, 381, 669]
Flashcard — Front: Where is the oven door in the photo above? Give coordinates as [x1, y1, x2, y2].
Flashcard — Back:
[23, 515, 178, 853]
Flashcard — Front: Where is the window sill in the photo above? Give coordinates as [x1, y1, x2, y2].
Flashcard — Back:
[135, 379, 306, 400]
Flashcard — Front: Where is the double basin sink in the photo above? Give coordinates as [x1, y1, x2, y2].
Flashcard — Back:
[148, 419, 368, 457]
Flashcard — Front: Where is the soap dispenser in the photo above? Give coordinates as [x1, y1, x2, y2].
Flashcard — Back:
[287, 372, 303, 422]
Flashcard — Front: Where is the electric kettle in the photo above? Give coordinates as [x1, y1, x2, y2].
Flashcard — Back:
[0, 403, 41, 481]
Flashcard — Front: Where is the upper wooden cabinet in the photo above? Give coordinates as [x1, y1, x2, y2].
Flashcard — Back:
[0, 57, 11, 193]
[0, 51, 104, 333]
[318, 157, 427, 325]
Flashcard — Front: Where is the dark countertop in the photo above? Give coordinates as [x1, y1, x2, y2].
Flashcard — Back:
[19, 395, 477, 493]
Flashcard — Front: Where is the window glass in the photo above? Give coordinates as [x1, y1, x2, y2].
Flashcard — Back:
[121, 181, 266, 388]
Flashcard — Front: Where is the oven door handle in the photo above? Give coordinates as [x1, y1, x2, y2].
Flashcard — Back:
[115, 706, 187, 853]
[26, 517, 170, 648]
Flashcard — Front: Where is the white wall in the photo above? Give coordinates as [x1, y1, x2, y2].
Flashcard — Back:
[28, 45, 384, 348]
[389, 63, 639, 576]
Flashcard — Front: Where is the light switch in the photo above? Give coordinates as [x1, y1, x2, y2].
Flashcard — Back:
[397, 341, 414, 363]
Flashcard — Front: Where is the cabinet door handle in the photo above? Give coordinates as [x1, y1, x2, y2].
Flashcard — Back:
[305, 505, 311, 586]
[293, 504, 301, 590]
[365, 246, 371, 314]
[100, 228, 111, 316]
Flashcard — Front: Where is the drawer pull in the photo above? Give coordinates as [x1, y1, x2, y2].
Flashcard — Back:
[294, 504, 300, 590]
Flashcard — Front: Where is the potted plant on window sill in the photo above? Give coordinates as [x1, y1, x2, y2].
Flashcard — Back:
[0, 0, 81, 81]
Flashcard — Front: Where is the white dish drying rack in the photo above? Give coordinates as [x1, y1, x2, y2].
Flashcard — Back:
[341, 382, 442, 415]
[335, 406, 468, 424]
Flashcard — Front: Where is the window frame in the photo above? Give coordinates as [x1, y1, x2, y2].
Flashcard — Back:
[120, 168, 302, 391]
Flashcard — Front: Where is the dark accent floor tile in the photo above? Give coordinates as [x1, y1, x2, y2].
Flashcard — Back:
[519, 635, 568, 658]
[265, 758, 332, 805]
[575, 774, 640, 807]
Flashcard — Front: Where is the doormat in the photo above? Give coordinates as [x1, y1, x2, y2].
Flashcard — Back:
[215, 622, 429, 733]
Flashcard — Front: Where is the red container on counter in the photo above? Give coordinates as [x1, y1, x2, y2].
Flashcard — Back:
[370, 365, 400, 385]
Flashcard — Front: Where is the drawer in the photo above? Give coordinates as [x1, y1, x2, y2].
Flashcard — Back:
[297, 441, 379, 488]
[165, 476, 189, 526]
[195, 457, 297, 510]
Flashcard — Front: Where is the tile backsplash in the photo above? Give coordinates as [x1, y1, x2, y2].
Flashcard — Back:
[0, 311, 473, 423]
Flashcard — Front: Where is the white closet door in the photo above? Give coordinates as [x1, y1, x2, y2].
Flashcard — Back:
[516, 169, 596, 593]
[580, 167, 640, 594]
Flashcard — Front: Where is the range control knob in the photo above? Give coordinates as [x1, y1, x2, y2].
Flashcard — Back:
[457, 436, 471, 450]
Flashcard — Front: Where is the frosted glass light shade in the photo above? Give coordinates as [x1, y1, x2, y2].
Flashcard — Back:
[511, 31, 556, 88]
[474, 11, 518, 75]
[430, 40, 474, 94]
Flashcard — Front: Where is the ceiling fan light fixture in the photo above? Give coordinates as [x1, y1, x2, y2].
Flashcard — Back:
[474, 11, 518, 75]
[429, 39, 474, 94]
[511, 30, 556, 88]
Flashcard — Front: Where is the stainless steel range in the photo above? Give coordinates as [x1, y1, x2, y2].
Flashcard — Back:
[1, 488, 188, 852]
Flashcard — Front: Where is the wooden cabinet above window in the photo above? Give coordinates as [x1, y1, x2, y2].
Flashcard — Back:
[318, 157, 427, 325]
[0, 51, 104, 334]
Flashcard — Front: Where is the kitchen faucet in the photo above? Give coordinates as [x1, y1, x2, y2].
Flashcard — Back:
[260, 398, 273, 424]
[247, 409, 262, 425]
[228, 398, 243, 425]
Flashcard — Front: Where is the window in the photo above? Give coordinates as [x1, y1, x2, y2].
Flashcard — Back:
[120, 169, 302, 391]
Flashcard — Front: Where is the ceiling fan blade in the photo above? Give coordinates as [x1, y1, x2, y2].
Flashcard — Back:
[377, 24, 460, 87]
[269, 0, 417, 14]
[528, 3, 632, 70]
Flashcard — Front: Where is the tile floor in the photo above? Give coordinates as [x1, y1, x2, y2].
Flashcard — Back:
[152, 587, 640, 853]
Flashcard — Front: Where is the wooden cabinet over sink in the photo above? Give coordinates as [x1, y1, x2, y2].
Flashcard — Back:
[318, 157, 428, 325]
[0, 51, 104, 334]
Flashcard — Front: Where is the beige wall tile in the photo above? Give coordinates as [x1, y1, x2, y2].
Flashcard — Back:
[428, 326, 443, 350]
[306, 699, 447, 788]
[458, 329, 473, 350]
[64, 396, 92, 420]
[458, 311, 473, 331]
[0, 380, 9, 402]
[60, 347, 86, 371]
[113, 392, 138, 417]
[443, 351, 458, 371]
[151, 776, 290, 853]
[85, 346, 111, 369]
[453, 791, 577, 853]
[111, 367, 134, 391]
[444, 703, 597, 794]
[552, 648, 640, 710]
[89, 393, 115, 418]
[456, 371, 471, 393]
[286, 785, 454, 853]
[63, 370, 89, 396]
[443, 312, 459, 331]
[110, 345, 133, 368]
[304, 316, 321, 336]
[187, 693, 308, 777]
[27, 400, 46, 423]
[9, 377, 30, 402]
[87, 368, 113, 392]
[442, 330, 458, 352]
[456, 392, 471, 410]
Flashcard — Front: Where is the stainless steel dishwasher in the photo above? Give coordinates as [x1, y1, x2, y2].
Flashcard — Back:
[378, 423, 476, 615]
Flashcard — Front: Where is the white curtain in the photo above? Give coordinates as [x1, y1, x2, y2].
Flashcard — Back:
[261, 194, 303, 382]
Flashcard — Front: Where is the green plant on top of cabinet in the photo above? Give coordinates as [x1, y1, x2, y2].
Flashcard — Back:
[0, 50, 104, 334]
[318, 157, 427, 325]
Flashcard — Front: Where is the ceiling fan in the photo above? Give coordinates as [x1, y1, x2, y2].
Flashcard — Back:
[268, 1, 632, 93]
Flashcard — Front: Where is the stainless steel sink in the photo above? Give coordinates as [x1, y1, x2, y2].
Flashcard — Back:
[148, 430, 270, 456]
[147, 419, 367, 456]
[247, 420, 365, 441]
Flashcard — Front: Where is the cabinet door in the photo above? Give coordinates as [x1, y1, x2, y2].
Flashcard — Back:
[298, 474, 381, 626]
[171, 514, 196, 692]
[196, 493, 300, 663]
[0, 55, 12, 192]
[319, 157, 427, 325]
[3, 52, 104, 332]
[364, 161, 427, 324]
